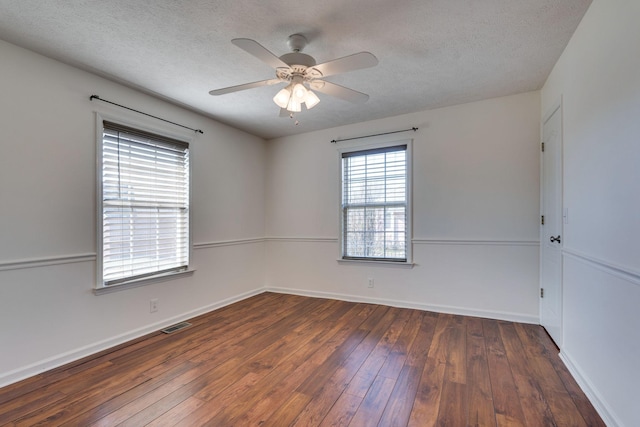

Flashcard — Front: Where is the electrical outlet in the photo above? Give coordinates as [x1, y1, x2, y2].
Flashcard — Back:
[150, 299, 158, 313]
[368, 278, 374, 288]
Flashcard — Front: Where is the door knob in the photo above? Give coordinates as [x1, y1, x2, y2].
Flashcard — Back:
[550, 235, 561, 243]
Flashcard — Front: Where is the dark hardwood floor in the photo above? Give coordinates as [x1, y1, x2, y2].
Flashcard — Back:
[0, 292, 604, 426]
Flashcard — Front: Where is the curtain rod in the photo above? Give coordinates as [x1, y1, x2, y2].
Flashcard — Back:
[330, 127, 418, 144]
[90, 95, 204, 134]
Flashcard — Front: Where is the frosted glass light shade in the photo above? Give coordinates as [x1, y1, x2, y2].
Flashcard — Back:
[286, 97, 302, 112]
[273, 87, 291, 109]
[305, 90, 320, 109]
[292, 83, 308, 102]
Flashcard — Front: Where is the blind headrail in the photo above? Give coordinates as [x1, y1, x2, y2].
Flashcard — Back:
[90, 95, 204, 134]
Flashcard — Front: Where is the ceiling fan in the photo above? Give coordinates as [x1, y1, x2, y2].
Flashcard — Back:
[209, 34, 378, 115]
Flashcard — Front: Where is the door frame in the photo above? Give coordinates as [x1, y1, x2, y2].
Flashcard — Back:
[540, 98, 564, 346]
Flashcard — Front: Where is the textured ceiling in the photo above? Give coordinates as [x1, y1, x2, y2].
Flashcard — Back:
[0, 0, 591, 139]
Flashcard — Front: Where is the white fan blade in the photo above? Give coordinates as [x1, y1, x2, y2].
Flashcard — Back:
[232, 38, 290, 70]
[310, 52, 378, 78]
[310, 80, 369, 104]
[209, 79, 282, 96]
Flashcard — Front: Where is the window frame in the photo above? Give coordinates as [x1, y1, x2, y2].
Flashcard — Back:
[95, 113, 193, 292]
[337, 138, 413, 265]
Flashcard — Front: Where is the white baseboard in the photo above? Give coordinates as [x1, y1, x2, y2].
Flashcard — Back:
[0, 288, 264, 388]
[265, 286, 539, 324]
[559, 350, 621, 427]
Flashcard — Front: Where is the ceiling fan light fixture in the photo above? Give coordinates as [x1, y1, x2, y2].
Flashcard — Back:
[273, 80, 318, 112]
[286, 97, 302, 113]
[273, 86, 291, 109]
[305, 90, 320, 109]
[292, 82, 308, 101]
[211, 36, 377, 116]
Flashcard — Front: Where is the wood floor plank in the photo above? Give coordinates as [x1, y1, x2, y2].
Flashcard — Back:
[11, 370, 151, 427]
[295, 305, 389, 397]
[85, 362, 206, 427]
[167, 298, 331, 426]
[512, 324, 590, 427]
[252, 304, 379, 427]
[0, 293, 605, 427]
[0, 392, 67, 426]
[466, 317, 497, 427]
[216, 303, 373, 426]
[378, 365, 423, 427]
[434, 315, 469, 427]
[436, 380, 468, 427]
[407, 314, 452, 427]
[61, 361, 198, 426]
[0, 372, 71, 408]
[343, 307, 412, 399]
[377, 310, 424, 380]
[378, 312, 435, 427]
[144, 396, 205, 427]
[261, 392, 312, 427]
[194, 297, 332, 401]
[170, 304, 371, 425]
[318, 391, 362, 427]
[177, 299, 352, 426]
[444, 314, 467, 384]
[114, 371, 213, 427]
[291, 307, 401, 426]
[349, 375, 396, 427]
[517, 324, 606, 427]
[497, 322, 557, 426]
[483, 319, 527, 427]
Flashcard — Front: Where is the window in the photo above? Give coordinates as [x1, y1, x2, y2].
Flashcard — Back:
[340, 143, 410, 262]
[98, 120, 190, 288]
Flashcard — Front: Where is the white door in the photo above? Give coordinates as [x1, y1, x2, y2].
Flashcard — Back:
[540, 105, 563, 347]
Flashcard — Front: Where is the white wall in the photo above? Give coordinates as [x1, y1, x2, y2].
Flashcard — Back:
[265, 91, 541, 323]
[0, 40, 267, 386]
[541, 0, 640, 425]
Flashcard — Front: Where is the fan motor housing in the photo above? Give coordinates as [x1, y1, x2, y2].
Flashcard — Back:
[279, 52, 316, 68]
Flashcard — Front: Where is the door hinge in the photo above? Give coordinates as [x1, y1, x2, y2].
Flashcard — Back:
[541, 215, 545, 225]
[540, 288, 544, 298]
[541, 142, 545, 152]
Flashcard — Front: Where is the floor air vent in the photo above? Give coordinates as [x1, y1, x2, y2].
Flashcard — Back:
[161, 322, 192, 334]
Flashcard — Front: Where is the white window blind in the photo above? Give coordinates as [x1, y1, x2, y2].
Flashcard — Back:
[341, 145, 407, 261]
[100, 121, 190, 286]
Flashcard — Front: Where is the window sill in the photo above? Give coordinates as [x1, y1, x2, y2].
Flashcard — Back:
[94, 269, 195, 295]
[337, 259, 415, 269]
